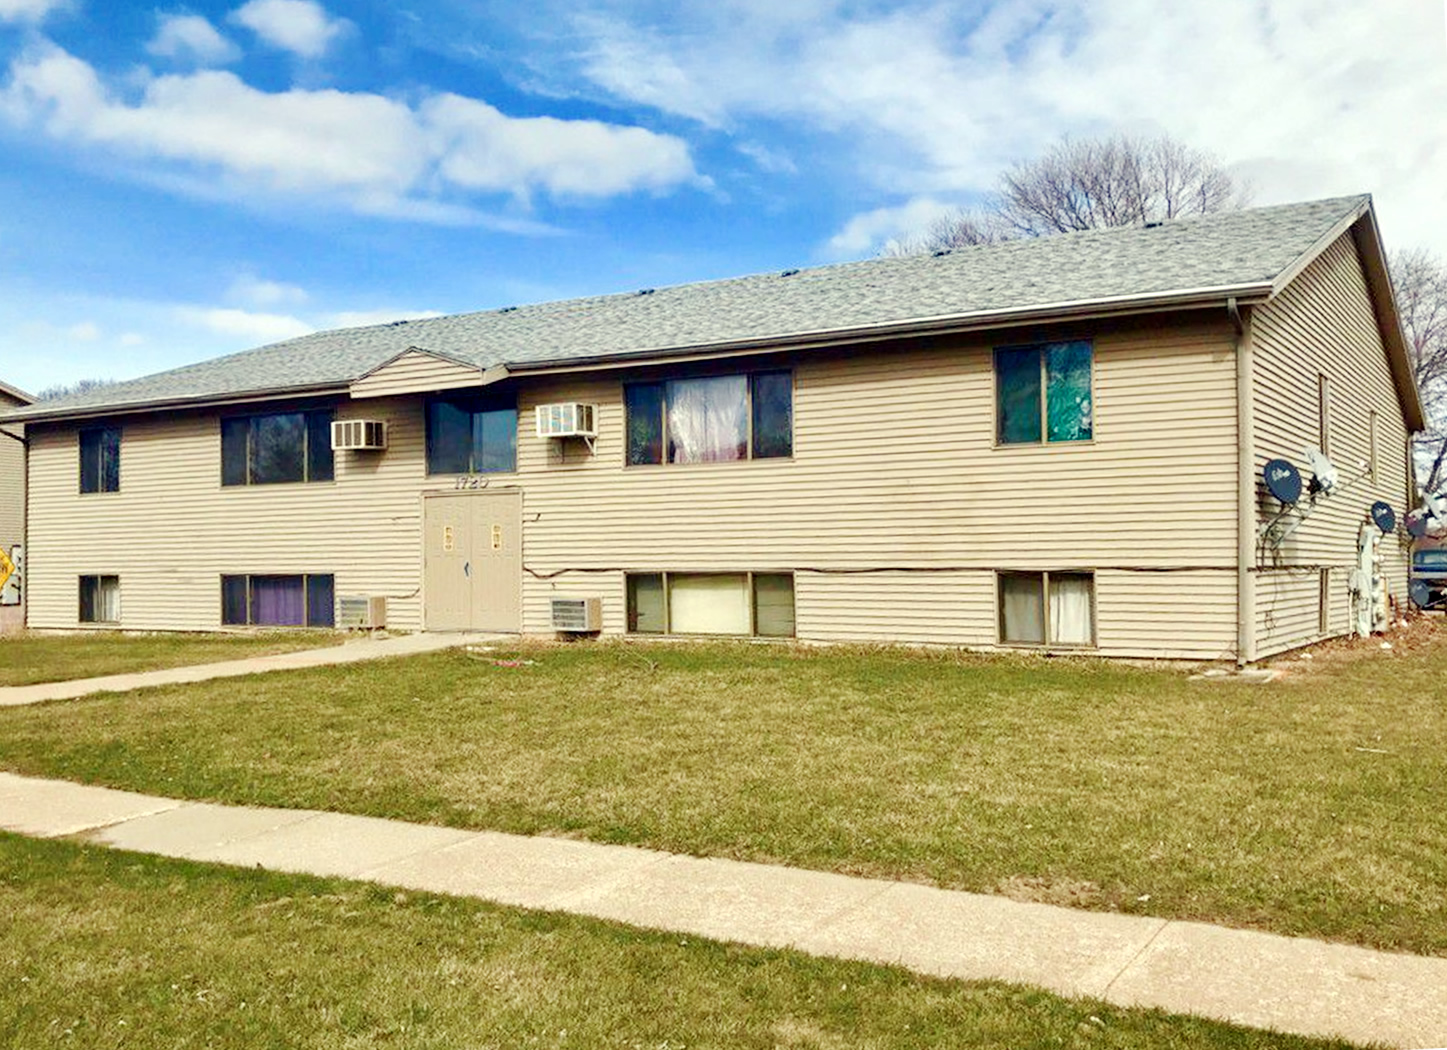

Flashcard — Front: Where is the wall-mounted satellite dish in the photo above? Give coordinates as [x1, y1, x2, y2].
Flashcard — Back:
[1303, 446, 1338, 497]
[1263, 459, 1302, 504]
[1406, 509, 1431, 539]
[1410, 579, 1433, 608]
[1370, 501, 1396, 534]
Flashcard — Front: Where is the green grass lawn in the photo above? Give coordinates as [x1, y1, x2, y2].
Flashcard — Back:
[0, 630, 342, 686]
[0, 834, 1356, 1050]
[1, 627, 1444, 955]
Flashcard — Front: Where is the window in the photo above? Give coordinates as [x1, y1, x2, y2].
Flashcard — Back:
[222, 574, 334, 627]
[998, 571, 1094, 646]
[222, 410, 333, 486]
[626, 572, 795, 636]
[1317, 374, 1332, 456]
[79, 575, 120, 623]
[626, 371, 792, 465]
[1318, 568, 1331, 634]
[995, 341, 1092, 445]
[79, 426, 120, 493]
[426, 396, 516, 475]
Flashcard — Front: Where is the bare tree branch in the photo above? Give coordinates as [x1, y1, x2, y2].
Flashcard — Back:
[899, 133, 1249, 254]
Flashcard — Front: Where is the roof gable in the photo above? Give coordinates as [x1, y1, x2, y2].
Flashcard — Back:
[350, 347, 497, 400]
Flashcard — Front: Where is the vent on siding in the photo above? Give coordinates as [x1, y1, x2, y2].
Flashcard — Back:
[338, 595, 386, 629]
[331, 419, 388, 451]
[550, 597, 602, 633]
[535, 403, 597, 439]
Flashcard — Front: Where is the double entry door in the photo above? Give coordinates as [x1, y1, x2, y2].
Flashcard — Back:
[423, 490, 522, 631]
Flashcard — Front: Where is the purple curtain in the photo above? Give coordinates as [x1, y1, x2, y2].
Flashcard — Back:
[251, 576, 304, 626]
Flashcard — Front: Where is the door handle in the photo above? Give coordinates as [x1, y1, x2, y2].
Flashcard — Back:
[464, 561, 471, 577]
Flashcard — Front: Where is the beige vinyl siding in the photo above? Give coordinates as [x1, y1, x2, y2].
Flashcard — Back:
[26, 320, 1241, 656]
[0, 390, 24, 553]
[517, 321, 1241, 659]
[351, 349, 486, 399]
[26, 399, 434, 632]
[1251, 232, 1412, 658]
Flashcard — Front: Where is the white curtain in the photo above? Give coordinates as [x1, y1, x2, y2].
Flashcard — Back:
[669, 574, 750, 634]
[668, 377, 747, 463]
[1000, 575, 1044, 643]
[1049, 575, 1094, 644]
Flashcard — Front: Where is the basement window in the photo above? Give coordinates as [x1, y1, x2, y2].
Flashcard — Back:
[998, 571, 1095, 646]
[79, 575, 120, 624]
[626, 572, 795, 637]
[995, 341, 1093, 444]
[222, 574, 335, 627]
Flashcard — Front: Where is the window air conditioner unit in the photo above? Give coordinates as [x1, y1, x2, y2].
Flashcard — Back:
[338, 595, 387, 629]
[331, 419, 388, 451]
[550, 597, 602, 633]
[535, 403, 597, 439]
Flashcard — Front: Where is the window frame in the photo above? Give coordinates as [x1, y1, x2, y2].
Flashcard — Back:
[1317, 374, 1332, 457]
[625, 571, 795, 637]
[993, 340, 1095, 447]
[78, 574, 120, 624]
[78, 425, 121, 494]
[996, 570, 1097, 648]
[424, 394, 518, 476]
[624, 369, 793, 467]
[220, 573, 335, 628]
[220, 408, 334, 487]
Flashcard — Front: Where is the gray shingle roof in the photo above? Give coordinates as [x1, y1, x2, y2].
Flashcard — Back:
[7, 195, 1369, 421]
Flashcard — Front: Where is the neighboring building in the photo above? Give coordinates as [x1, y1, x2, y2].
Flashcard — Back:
[0, 379, 34, 633]
[0, 195, 1424, 661]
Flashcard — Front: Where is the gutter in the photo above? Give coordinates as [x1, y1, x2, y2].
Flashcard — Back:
[2, 382, 350, 427]
[506, 283, 1277, 378]
[1231, 297, 1258, 666]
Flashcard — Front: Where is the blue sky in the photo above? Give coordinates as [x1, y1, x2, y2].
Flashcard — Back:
[0, 0, 1444, 395]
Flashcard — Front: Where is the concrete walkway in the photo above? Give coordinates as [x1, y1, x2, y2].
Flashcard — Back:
[0, 632, 506, 706]
[1, 772, 1443, 1048]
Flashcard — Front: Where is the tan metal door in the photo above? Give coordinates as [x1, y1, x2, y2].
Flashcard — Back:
[424, 490, 522, 631]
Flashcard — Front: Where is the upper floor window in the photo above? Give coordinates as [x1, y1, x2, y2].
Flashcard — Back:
[79, 426, 120, 493]
[426, 396, 516, 475]
[626, 371, 792, 465]
[995, 341, 1092, 445]
[222, 409, 334, 486]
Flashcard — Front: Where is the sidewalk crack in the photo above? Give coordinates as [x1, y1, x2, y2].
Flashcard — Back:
[1101, 918, 1170, 999]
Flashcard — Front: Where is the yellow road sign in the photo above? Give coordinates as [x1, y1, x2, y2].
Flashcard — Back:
[0, 547, 13, 594]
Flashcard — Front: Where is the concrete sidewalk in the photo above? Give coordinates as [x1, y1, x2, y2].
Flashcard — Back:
[0, 632, 506, 706]
[1, 772, 1443, 1048]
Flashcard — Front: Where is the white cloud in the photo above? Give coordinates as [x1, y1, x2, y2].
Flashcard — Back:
[229, 0, 346, 59]
[147, 14, 241, 65]
[66, 320, 100, 340]
[424, 93, 701, 200]
[178, 306, 314, 342]
[119, 332, 145, 347]
[825, 197, 960, 257]
[227, 273, 309, 308]
[0, 0, 66, 23]
[1, 42, 701, 220]
[564, 0, 1447, 258]
[328, 308, 445, 328]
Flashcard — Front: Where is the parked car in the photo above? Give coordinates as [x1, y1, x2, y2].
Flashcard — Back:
[1410, 547, 1447, 610]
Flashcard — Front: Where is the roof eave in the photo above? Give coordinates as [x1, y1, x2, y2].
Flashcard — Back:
[0, 380, 35, 405]
[506, 284, 1275, 376]
[1348, 209, 1427, 432]
[1, 381, 350, 426]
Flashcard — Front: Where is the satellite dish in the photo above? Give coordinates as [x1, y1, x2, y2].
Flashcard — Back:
[1303, 447, 1338, 497]
[1410, 579, 1433, 608]
[1406, 509, 1431, 539]
[1370, 501, 1396, 534]
[1262, 459, 1302, 504]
